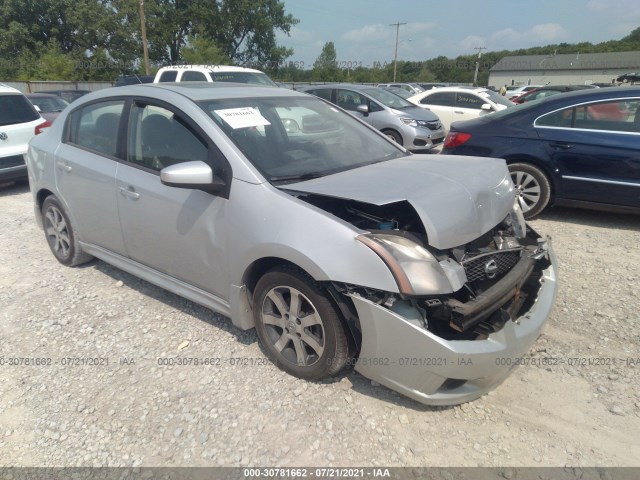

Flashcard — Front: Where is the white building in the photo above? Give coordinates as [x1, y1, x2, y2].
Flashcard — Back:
[489, 51, 640, 87]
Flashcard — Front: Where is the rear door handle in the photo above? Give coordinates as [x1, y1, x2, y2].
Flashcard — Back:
[56, 161, 72, 173]
[454, 111, 464, 114]
[119, 186, 140, 200]
[550, 142, 573, 150]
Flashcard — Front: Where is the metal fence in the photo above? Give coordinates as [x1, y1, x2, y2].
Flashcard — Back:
[2, 81, 114, 93]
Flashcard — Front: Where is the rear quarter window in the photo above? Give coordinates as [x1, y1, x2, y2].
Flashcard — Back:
[0, 94, 40, 126]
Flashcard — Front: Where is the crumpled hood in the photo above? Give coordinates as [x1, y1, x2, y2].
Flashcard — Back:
[285, 155, 515, 249]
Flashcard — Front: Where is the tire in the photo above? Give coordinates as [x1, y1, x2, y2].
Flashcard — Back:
[382, 129, 403, 145]
[253, 266, 350, 381]
[508, 163, 551, 219]
[42, 196, 93, 266]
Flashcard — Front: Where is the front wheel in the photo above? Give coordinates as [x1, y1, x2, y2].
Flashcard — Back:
[253, 267, 349, 381]
[382, 129, 403, 145]
[508, 163, 551, 219]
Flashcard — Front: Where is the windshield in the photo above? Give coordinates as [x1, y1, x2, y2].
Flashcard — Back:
[29, 96, 69, 113]
[199, 96, 406, 183]
[209, 71, 277, 87]
[480, 90, 514, 108]
[362, 88, 413, 109]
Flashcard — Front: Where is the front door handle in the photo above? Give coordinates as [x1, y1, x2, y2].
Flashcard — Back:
[550, 142, 573, 150]
[454, 111, 464, 114]
[119, 186, 140, 200]
[56, 161, 72, 173]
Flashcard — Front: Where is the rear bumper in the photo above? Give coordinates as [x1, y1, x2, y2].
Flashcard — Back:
[351, 244, 558, 405]
[0, 154, 27, 182]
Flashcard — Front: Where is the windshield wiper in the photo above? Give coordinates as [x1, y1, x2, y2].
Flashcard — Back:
[270, 172, 326, 183]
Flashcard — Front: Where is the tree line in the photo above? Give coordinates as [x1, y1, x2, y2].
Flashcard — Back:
[0, 2, 638, 85]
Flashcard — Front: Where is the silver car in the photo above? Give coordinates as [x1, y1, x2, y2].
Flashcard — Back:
[299, 84, 446, 152]
[26, 84, 557, 406]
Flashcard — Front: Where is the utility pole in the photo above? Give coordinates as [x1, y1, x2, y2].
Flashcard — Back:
[390, 22, 406, 82]
[139, 0, 150, 75]
[473, 46, 486, 86]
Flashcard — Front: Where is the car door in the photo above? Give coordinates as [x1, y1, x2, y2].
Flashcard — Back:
[115, 100, 231, 297]
[536, 98, 640, 207]
[56, 99, 127, 255]
[418, 91, 455, 130]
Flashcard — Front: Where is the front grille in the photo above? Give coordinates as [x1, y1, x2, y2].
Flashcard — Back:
[0, 154, 25, 170]
[425, 120, 442, 131]
[461, 249, 521, 282]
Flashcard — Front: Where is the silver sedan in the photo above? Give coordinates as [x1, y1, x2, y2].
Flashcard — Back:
[26, 83, 557, 405]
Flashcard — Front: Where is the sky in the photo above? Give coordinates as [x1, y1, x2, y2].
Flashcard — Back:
[276, 0, 640, 68]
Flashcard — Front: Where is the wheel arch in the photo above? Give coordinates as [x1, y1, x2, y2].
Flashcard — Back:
[236, 256, 360, 352]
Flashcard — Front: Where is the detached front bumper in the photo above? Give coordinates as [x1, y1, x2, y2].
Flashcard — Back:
[351, 244, 558, 406]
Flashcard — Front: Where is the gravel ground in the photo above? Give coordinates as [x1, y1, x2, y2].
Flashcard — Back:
[0, 180, 639, 468]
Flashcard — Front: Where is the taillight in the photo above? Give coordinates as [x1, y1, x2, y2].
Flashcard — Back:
[443, 131, 472, 148]
[35, 120, 51, 135]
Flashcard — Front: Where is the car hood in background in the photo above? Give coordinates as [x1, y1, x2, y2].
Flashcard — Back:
[391, 106, 440, 122]
[285, 155, 515, 249]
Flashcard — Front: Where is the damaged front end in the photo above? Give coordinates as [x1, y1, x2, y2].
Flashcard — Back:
[317, 197, 557, 405]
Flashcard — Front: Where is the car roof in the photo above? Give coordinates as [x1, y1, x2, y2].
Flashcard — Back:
[26, 93, 61, 98]
[299, 84, 383, 92]
[156, 65, 265, 74]
[507, 86, 640, 113]
[0, 84, 23, 95]
[80, 82, 309, 102]
[421, 86, 489, 93]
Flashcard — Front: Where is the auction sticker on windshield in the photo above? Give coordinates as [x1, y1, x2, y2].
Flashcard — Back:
[214, 107, 271, 129]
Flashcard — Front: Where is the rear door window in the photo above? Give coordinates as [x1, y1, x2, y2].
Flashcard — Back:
[422, 92, 455, 106]
[0, 94, 40, 126]
[66, 100, 125, 157]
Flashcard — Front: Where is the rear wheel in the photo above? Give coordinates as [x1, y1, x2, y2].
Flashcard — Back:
[253, 267, 349, 380]
[508, 163, 551, 219]
[42, 196, 93, 266]
[382, 129, 403, 145]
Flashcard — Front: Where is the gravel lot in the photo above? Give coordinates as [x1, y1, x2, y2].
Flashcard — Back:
[0, 180, 639, 468]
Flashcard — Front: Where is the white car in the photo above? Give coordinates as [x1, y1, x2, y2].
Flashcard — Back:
[407, 86, 514, 131]
[154, 65, 277, 87]
[505, 84, 544, 100]
[0, 84, 49, 183]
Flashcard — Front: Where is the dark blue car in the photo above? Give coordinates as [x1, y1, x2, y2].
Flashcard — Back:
[442, 87, 640, 218]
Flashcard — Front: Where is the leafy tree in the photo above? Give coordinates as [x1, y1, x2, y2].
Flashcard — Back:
[312, 42, 340, 81]
[182, 36, 231, 65]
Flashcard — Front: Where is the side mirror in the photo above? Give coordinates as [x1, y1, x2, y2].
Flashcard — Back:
[160, 160, 225, 193]
[356, 104, 369, 116]
[481, 103, 493, 111]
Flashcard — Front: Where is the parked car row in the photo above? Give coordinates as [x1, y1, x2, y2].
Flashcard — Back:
[299, 84, 445, 151]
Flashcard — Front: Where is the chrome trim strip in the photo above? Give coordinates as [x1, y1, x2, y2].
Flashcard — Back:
[561, 176, 640, 187]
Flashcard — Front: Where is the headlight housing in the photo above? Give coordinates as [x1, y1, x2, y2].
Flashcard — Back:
[356, 233, 466, 295]
[400, 118, 429, 128]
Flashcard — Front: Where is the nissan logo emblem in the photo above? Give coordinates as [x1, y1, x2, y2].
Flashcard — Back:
[484, 259, 498, 279]
[0, 132, 7, 141]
